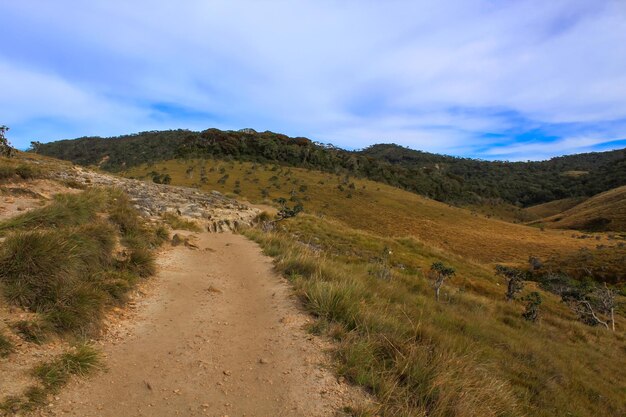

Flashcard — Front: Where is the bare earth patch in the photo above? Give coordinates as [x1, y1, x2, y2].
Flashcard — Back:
[0, 179, 78, 223]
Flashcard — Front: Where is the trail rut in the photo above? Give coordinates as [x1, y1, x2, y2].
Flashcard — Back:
[32, 232, 364, 417]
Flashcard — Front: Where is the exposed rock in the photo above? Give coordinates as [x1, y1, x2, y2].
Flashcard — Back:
[52, 166, 259, 231]
[171, 234, 185, 246]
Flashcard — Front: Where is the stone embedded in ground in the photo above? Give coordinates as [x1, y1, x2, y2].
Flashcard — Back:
[51, 166, 259, 231]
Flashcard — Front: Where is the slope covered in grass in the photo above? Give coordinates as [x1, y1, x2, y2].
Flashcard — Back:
[121, 159, 606, 265]
[0, 188, 164, 335]
[34, 129, 626, 207]
[243, 215, 626, 417]
[0, 182, 169, 413]
[536, 185, 626, 232]
[116, 156, 626, 417]
[524, 197, 588, 219]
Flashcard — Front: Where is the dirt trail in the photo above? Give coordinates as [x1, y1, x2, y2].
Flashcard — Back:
[34, 232, 364, 417]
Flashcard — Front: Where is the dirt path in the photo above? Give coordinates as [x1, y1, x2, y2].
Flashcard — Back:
[33, 232, 364, 417]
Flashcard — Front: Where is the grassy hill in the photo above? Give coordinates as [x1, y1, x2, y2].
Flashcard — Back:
[119, 158, 614, 266]
[116, 156, 626, 416]
[525, 197, 588, 219]
[244, 215, 626, 417]
[4, 151, 625, 416]
[535, 185, 626, 232]
[33, 128, 626, 207]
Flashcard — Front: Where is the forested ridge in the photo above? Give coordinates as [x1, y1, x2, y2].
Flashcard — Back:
[34, 128, 626, 206]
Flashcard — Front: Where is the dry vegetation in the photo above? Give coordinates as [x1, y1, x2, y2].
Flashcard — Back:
[120, 157, 625, 417]
[525, 197, 588, 219]
[120, 159, 616, 265]
[0, 157, 169, 413]
[3, 154, 622, 416]
[243, 216, 625, 417]
[534, 185, 626, 232]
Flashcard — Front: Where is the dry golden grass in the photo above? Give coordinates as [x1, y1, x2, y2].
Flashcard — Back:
[121, 159, 607, 264]
[525, 197, 588, 219]
[536, 185, 626, 232]
[462, 201, 539, 223]
[243, 216, 626, 417]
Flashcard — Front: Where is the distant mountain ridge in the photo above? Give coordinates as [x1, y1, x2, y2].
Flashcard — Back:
[33, 128, 626, 207]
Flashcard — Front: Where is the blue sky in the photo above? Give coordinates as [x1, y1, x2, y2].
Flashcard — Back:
[1, 0, 626, 161]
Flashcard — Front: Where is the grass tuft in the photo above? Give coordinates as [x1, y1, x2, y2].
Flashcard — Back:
[34, 345, 101, 391]
[0, 330, 14, 357]
[0, 189, 106, 234]
[161, 212, 201, 231]
[0, 163, 43, 182]
[11, 320, 50, 344]
[124, 247, 157, 277]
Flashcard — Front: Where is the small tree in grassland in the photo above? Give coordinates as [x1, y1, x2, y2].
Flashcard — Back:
[429, 261, 455, 302]
[598, 283, 616, 332]
[522, 292, 542, 322]
[563, 282, 616, 331]
[375, 246, 392, 280]
[495, 265, 525, 301]
[0, 125, 13, 157]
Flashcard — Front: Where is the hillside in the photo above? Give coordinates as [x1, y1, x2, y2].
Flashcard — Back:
[535, 185, 626, 232]
[119, 158, 616, 266]
[2, 153, 625, 417]
[117, 156, 626, 416]
[525, 197, 588, 219]
[33, 129, 626, 207]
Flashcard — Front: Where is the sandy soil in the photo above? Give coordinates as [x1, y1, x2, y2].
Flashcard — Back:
[0, 179, 78, 223]
[30, 231, 366, 417]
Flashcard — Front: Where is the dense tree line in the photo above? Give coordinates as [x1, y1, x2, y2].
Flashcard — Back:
[34, 128, 626, 207]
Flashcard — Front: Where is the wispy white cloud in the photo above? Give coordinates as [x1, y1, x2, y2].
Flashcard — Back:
[1, 0, 625, 159]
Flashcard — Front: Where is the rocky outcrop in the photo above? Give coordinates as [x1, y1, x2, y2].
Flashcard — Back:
[53, 167, 259, 232]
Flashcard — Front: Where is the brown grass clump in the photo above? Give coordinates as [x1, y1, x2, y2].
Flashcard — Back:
[0, 330, 14, 358]
[161, 212, 202, 231]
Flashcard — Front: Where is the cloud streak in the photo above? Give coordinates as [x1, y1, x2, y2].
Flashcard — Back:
[1, 0, 625, 160]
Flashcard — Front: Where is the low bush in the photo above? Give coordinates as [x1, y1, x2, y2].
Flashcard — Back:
[0, 163, 43, 181]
